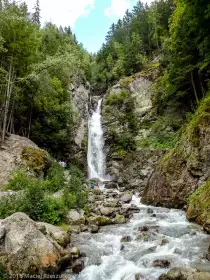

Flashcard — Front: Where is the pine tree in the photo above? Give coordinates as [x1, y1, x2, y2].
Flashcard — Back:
[32, 0, 41, 25]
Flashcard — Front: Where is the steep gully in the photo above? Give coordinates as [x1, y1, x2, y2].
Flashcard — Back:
[71, 99, 210, 280]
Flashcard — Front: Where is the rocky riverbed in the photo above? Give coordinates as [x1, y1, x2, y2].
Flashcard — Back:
[66, 190, 210, 280]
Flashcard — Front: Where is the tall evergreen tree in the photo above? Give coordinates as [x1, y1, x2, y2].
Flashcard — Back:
[32, 0, 41, 25]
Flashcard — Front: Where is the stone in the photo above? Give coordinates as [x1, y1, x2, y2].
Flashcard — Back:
[135, 273, 144, 280]
[104, 198, 120, 208]
[147, 208, 154, 214]
[138, 226, 149, 232]
[120, 193, 132, 203]
[72, 260, 84, 274]
[80, 225, 88, 232]
[113, 215, 127, 224]
[188, 272, 210, 280]
[0, 212, 70, 275]
[153, 260, 170, 268]
[67, 209, 85, 225]
[36, 222, 70, 247]
[161, 238, 169, 246]
[120, 245, 125, 251]
[104, 182, 119, 189]
[88, 216, 113, 226]
[120, 236, 132, 242]
[89, 225, 99, 233]
[70, 247, 80, 259]
[166, 267, 197, 280]
[99, 206, 115, 216]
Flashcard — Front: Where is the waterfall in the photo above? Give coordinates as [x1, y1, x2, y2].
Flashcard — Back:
[87, 99, 107, 181]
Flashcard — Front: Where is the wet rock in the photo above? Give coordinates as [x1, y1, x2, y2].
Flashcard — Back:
[189, 272, 210, 280]
[153, 259, 170, 268]
[138, 226, 149, 232]
[159, 274, 171, 280]
[174, 248, 182, 255]
[70, 247, 80, 259]
[135, 273, 144, 280]
[161, 238, 169, 246]
[120, 193, 133, 203]
[120, 236, 132, 242]
[136, 232, 150, 242]
[72, 260, 84, 274]
[67, 209, 85, 225]
[120, 244, 125, 251]
[89, 225, 99, 233]
[113, 215, 127, 224]
[165, 267, 197, 280]
[208, 246, 210, 260]
[147, 208, 154, 214]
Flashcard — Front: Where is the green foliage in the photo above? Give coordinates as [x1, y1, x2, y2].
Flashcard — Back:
[0, 163, 87, 224]
[0, 263, 8, 280]
[105, 90, 130, 106]
[188, 181, 210, 212]
[21, 147, 48, 172]
[93, 0, 174, 89]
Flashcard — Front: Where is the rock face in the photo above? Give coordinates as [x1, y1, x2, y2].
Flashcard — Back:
[103, 71, 163, 191]
[142, 101, 210, 208]
[0, 213, 71, 275]
[0, 134, 37, 189]
[69, 81, 90, 168]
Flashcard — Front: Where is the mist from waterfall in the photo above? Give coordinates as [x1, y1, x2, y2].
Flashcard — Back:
[87, 99, 108, 181]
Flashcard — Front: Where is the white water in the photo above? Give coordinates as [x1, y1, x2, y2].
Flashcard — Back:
[70, 195, 209, 280]
[87, 99, 107, 181]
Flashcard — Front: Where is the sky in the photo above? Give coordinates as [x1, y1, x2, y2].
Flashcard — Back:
[23, 0, 153, 53]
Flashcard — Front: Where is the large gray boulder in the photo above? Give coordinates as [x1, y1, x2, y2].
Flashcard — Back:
[36, 222, 70, 247]
[67, 209, 85, 225]
[0, 213, 70, 275]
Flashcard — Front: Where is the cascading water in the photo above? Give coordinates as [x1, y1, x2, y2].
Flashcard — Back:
[70, 195, 210, 280]
[87, 99, 106, 181]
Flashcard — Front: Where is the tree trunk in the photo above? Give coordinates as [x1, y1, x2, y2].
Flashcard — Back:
[191, 71, 199, 104]
[28, 105, 33, 139]
[1, 59, 13, 144]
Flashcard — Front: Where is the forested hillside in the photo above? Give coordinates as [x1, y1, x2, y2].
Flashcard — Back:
[0, 0, 90, 158]
[93, 0, 210, 114]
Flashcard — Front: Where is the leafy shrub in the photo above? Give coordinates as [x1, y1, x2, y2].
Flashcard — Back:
[0, 163, 87, 224]
[44, 163, 65, 192]
[21, 146, 48, 172]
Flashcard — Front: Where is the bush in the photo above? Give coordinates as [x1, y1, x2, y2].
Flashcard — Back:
[0, 263, 8, 280]
[0, 163, 87, 225]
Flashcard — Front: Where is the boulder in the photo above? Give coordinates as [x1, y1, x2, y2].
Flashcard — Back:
[120, 193, 133, 203]
[135, 273, 144, 280]
[103, 198, 120, 208]
[89, 225, 99, 233]
[36, 222, 70, 247]
[88, 216, 113, 226]
[72, 260, 84, 274]
[104, 182, 119, 189]
[99, 206, 115, 216]
[67, 209, 85, 225]
[70, 247, 80, 259]
[113, 215, 127, 224]
[120, 236, 132, 242]
[0, 213, 70, 275]
[153, 259, 170, 268]
[159, 267, 198, 280]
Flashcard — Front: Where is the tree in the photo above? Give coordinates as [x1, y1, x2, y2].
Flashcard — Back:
[32, 0, 41, 25]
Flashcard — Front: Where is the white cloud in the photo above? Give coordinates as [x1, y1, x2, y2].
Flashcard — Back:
[24, 0, 95, 27]
[104, 0, 153, 19]
[104, 0, 132, 18]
